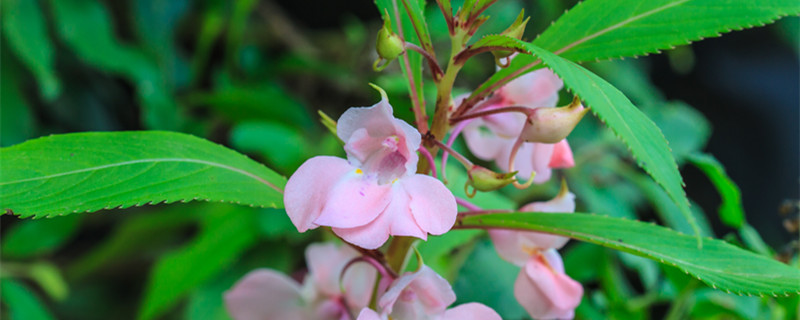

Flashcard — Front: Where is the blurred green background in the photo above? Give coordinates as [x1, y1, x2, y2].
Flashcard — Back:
[1, 0, 798, 319]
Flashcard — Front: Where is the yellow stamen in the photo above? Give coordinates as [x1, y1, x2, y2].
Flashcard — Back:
[355, 168, 363, 175]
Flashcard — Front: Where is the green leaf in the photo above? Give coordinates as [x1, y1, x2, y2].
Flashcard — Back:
[2, 215, 82, 259]
[400, 0, 434, 53]
[375, 0, 426, 108]
[475, 0, 800, 102]
[453, 239, 528, 319]
[0, 279, 56, 320]
[138, 205, 260, 320]
[458, 213, 800, 296]
[66, 205, 202, 279]
[1, 131, 285, 218]
[739, 224, 773, 256]
[534, 0, 800, 62]
[229, 121, 308, 173]
[687, 153, 745, 228]
[186, 84, 313, 128]
[49, 0, 184, 130]
[0, 55, 36, 147]
[1, 0, 60, 100]
[515, 42, 699, 240]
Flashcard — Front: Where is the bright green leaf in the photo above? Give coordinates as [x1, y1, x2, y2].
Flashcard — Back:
[1, 132, 285, 218]
[476, 0, 800, 102]
[400, 0, 434, 53]
[2, 0, 60, 100]
[2, 215, 82, 259]
[458, 213, 800, 296]
[138, 205, 260, 320]
[534, 0, 800, 62]
[27, 263, 69, 302]
[687, 153, 745, 228]
[0, 279, 56, 320]
[511, 42, 700, 240]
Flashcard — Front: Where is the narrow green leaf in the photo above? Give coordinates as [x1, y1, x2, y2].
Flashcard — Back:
[375, 0, 426, 107]
[475, 0, 800, 102]
[687, 153, 745, 228]
[1, 132, 285, 218]
[458, 213, 800, 296]
[2, 215, 82, 259]
[739, 224, 773, 256]
[0, 279, 56, 320]
[49, 0, 184, 130]
[534, 0, 800, 62]
[138, 205, 260, 320]
[400, 0, 434, 53]
[511, 42, 699, 240]
[2, 0, 60, 100]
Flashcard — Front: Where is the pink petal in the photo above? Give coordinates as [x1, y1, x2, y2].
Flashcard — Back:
[332, 184, 426, 249]
[401, 174, 458, 235]
[499, 69, 563, 108]
[305, 243, 358, 297]
[488, 229, 532, 266]
[481, 106, 527, 138]
[337, 99, 396, 143]
[284, 156, 354, 232]
[224, 269, 305, 320]
[314, 174, 392, 228]
[521, 191, 576, 213]
[514, 251, 583, 319]
[343, 259, 379, 310]
[442, 303, 502, 320]
[356, 308, 383, 320]
[549, 139, 575, 168]
[496, 142, 553, 184]
[379, 266, 456, 316]
[462, 119, 511, 161]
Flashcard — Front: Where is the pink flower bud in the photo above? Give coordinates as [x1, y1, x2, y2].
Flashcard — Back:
[514, 249, 583, 319]
[520, 97, 589, 144]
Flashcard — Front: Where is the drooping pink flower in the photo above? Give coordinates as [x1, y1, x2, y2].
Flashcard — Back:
[489, 184, 576, 265]
[461, 68, 575, 184]
[224, 243, 376, 320]
[284, 93, 457, 249]
[356, 266, 501, 320]
[515, 249, 583, 320]
[488, 183, 583, 319]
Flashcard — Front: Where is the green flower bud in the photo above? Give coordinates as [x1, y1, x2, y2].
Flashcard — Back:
[374, 11, 405, 71]
[465, 165, 517, 197]
[491, 10, 530, 65]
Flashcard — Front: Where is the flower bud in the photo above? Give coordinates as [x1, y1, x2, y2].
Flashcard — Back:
[466, 165, 517, 194]
[492, 11, 530, 66]
[373, 11, 405, 71]
[520, 97, 589, 143]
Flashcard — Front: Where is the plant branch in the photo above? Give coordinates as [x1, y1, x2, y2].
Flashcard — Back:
[392, 0, 428, 133]
[450, 105, 532, 124]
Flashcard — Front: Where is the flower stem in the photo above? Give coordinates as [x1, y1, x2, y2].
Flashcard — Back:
[450, 105, 532, 124]
[429, 138, 473, 168]
[386, 236, 416, 273]
[392, 0, 428, 133]
[417, 147, 437, 178]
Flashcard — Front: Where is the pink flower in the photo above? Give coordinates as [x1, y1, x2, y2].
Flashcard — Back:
[284, 94, 457, 249]
[461, 69, 575, 184]
[224, 243, 376, 320]
[489, 183, 583, 319]
[489, 184, 576, 265]
[356, 266, 501, 320]
[515, 249, 583, 319]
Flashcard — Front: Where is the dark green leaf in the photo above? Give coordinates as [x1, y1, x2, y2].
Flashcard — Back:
[2, 215, 82, 259]
[2, 0, 60, 100]
[0, 56, 36, 147]
[458, 213, 800, 296]
[138, 205, 260, 320]
[1, 132, 285, 218]
[49, 0, 184, 130]
[0, 279, 56, 320]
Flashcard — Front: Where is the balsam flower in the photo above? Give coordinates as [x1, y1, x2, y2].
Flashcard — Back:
[284, 92, 457, 249]
[489, 183, 583, 319]
[356, 265, 501, 320]
[224, 243, 376, 320]
[462, 68, 575, 184]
